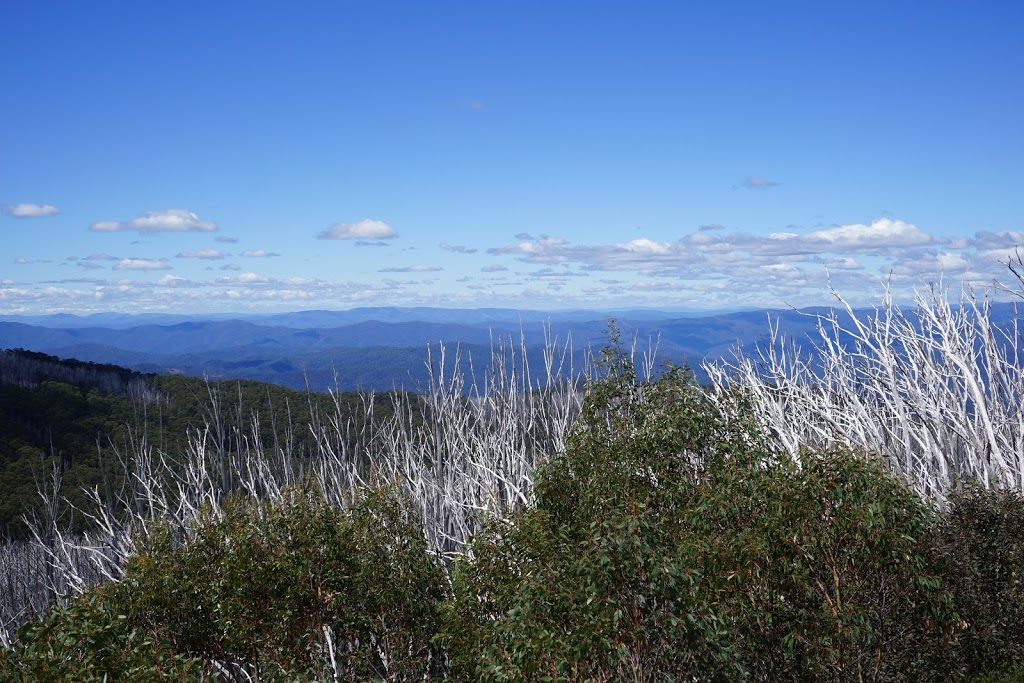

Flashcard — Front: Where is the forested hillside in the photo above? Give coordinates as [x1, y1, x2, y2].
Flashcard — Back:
[0, 349, 397, 538]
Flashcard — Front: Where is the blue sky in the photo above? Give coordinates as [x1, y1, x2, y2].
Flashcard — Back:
[2, 1, 1022, 314]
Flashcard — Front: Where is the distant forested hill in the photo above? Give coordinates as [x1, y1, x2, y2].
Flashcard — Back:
[2, 302, 1020, 391]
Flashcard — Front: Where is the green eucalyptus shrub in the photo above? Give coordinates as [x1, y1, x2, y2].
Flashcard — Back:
[0, 593, 205, 682]
[442, 359, 749, 681]
[706, 447, 956, 682]
[111, 484, 446, 681]
[443, 502, 740, 682]
[937, 486, 1024, 679]
[443, 342, 958, 682]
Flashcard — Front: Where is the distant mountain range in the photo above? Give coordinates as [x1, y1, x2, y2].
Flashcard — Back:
[2, 304, 1018, 392]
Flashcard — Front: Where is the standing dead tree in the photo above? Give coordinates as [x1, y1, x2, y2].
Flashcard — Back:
[704, 276, 1024, 498]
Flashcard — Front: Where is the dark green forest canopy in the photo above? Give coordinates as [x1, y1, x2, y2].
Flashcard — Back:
[0, 348, 403, 538]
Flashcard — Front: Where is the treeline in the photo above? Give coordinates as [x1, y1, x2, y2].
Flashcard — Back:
[0, 349, 158, 400]
[1, 360, 1023, 681]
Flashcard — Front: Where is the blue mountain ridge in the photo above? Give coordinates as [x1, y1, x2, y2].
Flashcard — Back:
[1, 303, 1018, 392]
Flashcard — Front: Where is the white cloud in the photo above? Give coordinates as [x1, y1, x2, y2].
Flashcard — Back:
[684, 219, 936, 259]
[240, 249, 280, 257]
[487, 235, 569, 264]
[215, 236, 239, 243]
[317, 219, 397, 240]
[220, 263, 241, 271]
[85, 253, 119, 261]
[112, 258, 172, 271]
[177, 249, 227, 259]
[617, 238, 671, 254]
[1, 272, 411, 313]
[90, 209, 217, 233]
[473, 217, 959, 305]
[14, 258, 30, 264]
[212, 272, 272, 285]
[968, 230, 1024, 251]
[378, 265, 442, 273]
[795, 218, 933, 251]
[2, 203, 60, 218]
[481, 264, 508, 273]
[157, 275, 195, 287]
[888, 250, 974, 280]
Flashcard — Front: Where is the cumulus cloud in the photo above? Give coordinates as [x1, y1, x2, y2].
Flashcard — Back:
[487, 236, 569, 264]
[2, 203, 60, 218]
[889, 250, 972, 279]
[240, 249, 280, 257]
[378, 265, 442, 273]
[685, 219, 935, 258]
[481, 264, 508, 273]
[967, 230, 1024, 251]
[14, 258, 30, 264]
[317, 219, 397, 240]
[699, 223, 725, 231]
[617, 238, 672, 254]
[213, 272, 272, 285]
[215, 236, 239, 243]
[795, 218, 933, 250]
[220, 263, 242, 271]
[761, 221, 925, 254]
[112, 258, 172, 271]
[743, 176, 782, 189]
[84, 253, 119, 261]
[90, 209, 217, 233]
[476, 218, 955, 307]
[157, 275, 196, 287]
[439, 243, 478, 254]
[177, 249, 227, 260]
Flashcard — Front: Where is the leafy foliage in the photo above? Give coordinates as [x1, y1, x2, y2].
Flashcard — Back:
[111, 485, 446, 680]
[937, 486, 1024, 679]
[443, 340, 958, 682]
[0, 593, 204, 682]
